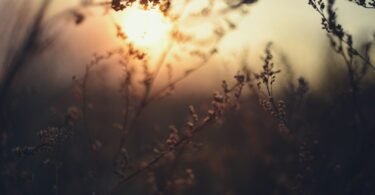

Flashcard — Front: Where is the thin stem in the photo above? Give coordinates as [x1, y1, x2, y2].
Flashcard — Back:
[347, 0, 375, 9]
[109, 82, 243, 194]
[110, 114, 214, 194]
[148, 50, 217, 104]
[112, 1, 191, 161]
[311, 1, 375, 70]
[81, 66, 94, 146]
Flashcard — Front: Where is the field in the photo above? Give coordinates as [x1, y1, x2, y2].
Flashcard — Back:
[1, 0, 375, 194]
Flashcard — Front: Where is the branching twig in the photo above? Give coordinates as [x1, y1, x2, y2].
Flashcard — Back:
[348, 0, 375, 9]
[309, 0, 375, 70]
[109, 81, 244, 193]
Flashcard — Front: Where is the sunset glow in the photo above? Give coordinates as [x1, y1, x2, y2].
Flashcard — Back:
[3, 0, 375, 194]
[114, 3, 172, 46]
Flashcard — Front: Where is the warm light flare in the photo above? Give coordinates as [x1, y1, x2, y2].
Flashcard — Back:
[114, 3, 172, 46]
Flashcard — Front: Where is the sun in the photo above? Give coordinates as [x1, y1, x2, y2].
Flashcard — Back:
[114, 3, 172, 46]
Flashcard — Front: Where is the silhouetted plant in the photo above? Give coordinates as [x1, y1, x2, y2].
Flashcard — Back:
[253, 43, 290, 135]
[110, 73, 246, 193]
[309, 0, 375, 126]
[3, 0, 375, 195]
[348, 0, 375, 9]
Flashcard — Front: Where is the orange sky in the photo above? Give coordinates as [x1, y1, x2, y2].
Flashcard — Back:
[2, 0, 375, 95]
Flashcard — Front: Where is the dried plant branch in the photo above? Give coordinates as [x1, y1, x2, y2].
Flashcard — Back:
[309, 0, 375, 70]
[119, 60, 132, 139]
[109, 79, 244, 193]
[148, 48, 218, 104]
[110, 1, 197, 165]
[254, 43, 290, 134]
[79, 49, 124, 148]
[112, 1, 247, 167]
[348, 0, 375, 9]
[309, 0, 372, 125]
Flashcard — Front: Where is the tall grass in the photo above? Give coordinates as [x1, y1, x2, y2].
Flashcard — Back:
[1, 0, 375, 195]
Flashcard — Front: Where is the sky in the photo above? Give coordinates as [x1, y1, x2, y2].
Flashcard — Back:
[2, 0, 375, 95]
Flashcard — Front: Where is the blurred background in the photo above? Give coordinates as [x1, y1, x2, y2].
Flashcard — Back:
[0, 0, 375, 194]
